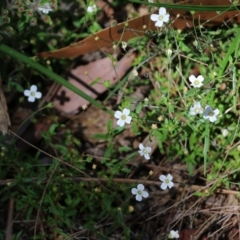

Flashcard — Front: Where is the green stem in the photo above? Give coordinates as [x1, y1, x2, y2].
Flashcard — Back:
[203, 121, 210, 176]
[130, 1, 240, 11]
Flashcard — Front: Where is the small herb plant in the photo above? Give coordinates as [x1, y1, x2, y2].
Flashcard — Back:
[1, 0, 240, 239]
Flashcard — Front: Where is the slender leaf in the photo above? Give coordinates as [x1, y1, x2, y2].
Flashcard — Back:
[130, 0, 239, 12]
[0, 44, 112, 114]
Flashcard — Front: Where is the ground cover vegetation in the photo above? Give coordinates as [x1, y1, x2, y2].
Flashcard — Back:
[1, 0, 240, 239]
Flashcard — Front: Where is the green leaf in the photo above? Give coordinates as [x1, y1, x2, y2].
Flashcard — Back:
[65, 194, 72, 205]
[107, 119, 113, 132]
[121, 168, 131, 173]
[49, 123, 58, 135]
[26, 205, 34, 221]
[104, 143, 113, 158]
[118, 146, 132, 152]
[112, 127, 125, 137]
[136, 102, 143, 114]
[49, 206, 61, 216]
[93, 133, 109, 140]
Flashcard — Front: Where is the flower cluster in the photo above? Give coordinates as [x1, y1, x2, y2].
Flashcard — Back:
[131, 174, 174, 201]
[131, 173, 175, 237]
[189, 102, 220, 123]
[187, 74, 220, 122]
[116, 8, 221, 239]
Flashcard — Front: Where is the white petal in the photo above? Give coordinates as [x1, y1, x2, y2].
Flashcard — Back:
[131, 188, 138, 194]
[144, 153, 150, 160]
[197, 75, 204, 82]
[142, 191, 149, 198]
[189, 107, 196, 116]
[87, 6, 93, 12]
[189, 75, 196, 83]
[168, 181, 174, 189]
[137, 184, 144, 191]
[174, 230, 179, 238]
[150, 14, 159, 21]
[155, 20, 163, 27]
[35, 92, 42, 99]
[170, 230, 179, 238]
[146, 147, 152, 153]
[160, 183, 167, 190]
[24, 90, 30, 97]
[209, 116, 217, 122]
[138, 150, 144, 156]
[139, 143, 144, 150]
[122, 108, 130, 116]
[205, 105, 211, 110]
[30, 85, 37, 92]
[159, 7, 166, 15]
[28, 96, 35, 102]
[195, 102, 201, 107]
[114, 110, 122, 119]
[125, 116, 132, 124]
[117, 119, 124, 127]
[167, 174, 173, 181]
[136, 194, 142, 201]
[214, 109, 220, 116]
[159, 175, 166, 181]
[163, 14, 170, 23]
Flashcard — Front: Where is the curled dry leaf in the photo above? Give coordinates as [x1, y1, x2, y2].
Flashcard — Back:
[0, 81, 10, 135]
[37, 0, 237, 58]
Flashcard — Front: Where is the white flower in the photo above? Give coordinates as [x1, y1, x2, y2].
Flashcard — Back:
[203, 105, 220, 123]
[189, 75, 204, 88]
[131, 184, 149, 201]
[24, 85, 42, 102]
[150, 7, 170, 27]
[138, 143, 152, 160]
[166, 49, 172, 57]
[168, 230, 179, 239]
[87, 4, 97, 13]
[159, 174, 174, 190]
[148, 0, 154, 2]
[189, 101, 204, 116]
[38, 3, 53, 14]
[222, 129, 229, 137]
[132, 68, 138, 76]
[114, 108, 132, 127]
[121, 41, 127, 50]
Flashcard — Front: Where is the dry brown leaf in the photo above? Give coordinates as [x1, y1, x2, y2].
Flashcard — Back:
[37, 0, 238, 58]
[0, 81, 10, 135]
[38, 14, 155, 58]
